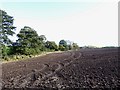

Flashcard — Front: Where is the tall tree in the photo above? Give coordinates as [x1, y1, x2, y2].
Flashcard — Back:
[17, 26, 43, 55]
[0, 10, 16, 45]
[0, 10, 16, 58]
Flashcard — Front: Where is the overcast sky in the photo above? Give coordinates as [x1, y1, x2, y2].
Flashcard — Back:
[1, 0, 118, 47]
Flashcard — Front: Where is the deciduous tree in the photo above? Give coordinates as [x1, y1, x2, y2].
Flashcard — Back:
[45, 41, 58, 51]
[16, 26, 44, 55]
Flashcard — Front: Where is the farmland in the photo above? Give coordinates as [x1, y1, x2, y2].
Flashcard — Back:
[2, 47, 119, 89]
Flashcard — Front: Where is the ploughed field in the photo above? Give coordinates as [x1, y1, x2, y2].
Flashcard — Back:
[2, 48, 120, 89]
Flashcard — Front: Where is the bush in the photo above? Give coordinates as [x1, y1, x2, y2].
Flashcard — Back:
[59, 45, 65, 51]
[3, 56, 10, 61]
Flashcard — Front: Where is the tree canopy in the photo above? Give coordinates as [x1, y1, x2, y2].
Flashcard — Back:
[45, 41, 58, 51]
[0, 10, 79, 61]
[0, 10, 16, 59]
[16, 26, 45, 55]
[0, 10, 16, 45]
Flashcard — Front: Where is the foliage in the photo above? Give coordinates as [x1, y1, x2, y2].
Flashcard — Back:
[39, 35, 46, 42]
[59, 45, 66, 51]
[0, 10, 16, 59]
[59, 40, 69, 51]
[1, 10, 80, 61]
[59, 40, 67, 47]
[16, 26, 44, 55]
[45, 41, 58, 51]
[59, 40, 79, 51]
[0, 10, 16, 45]
[72, 43, 79, 50]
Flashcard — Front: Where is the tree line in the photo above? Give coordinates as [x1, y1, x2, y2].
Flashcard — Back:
[0, 10, 79, 61]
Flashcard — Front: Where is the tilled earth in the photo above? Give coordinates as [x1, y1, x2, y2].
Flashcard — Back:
[2, 48, 120, 89]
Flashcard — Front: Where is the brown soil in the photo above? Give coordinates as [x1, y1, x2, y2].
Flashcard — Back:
[2, 48, 120, 89]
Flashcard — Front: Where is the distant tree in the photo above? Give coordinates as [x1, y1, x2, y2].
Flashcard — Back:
[72, 43, 79, 50]
[59, 40, 69, 51]
[59, 44, 65, 51]
[59, 40, 67, 47]
[66, 40, 73, 50]
[68, 45, 72, 50]
[45, 41, 58, 51]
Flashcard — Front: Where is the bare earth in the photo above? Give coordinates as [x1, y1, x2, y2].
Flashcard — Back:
[2, 48, 120, 89]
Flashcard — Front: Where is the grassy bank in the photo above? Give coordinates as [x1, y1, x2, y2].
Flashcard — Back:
[2, 51, 63, 64]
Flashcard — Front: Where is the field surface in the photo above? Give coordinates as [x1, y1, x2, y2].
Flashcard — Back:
[2, 48, 120, 89]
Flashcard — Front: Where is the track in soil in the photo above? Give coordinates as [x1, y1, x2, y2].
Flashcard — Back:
[2, 51, 81, 88]
[17, 51, 81, 88]
[2, 48, 120, 89]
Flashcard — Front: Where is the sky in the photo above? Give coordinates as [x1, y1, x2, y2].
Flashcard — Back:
[1, 0, 119, 47]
